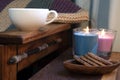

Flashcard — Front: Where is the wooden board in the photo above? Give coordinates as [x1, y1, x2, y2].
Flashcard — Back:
[0, 24, 70, 44]
[0, 45, 17, 80]
[17, 30, 70, 71]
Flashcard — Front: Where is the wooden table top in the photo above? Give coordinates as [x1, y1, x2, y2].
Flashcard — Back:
[0, 24, 70, 44]
[29, 48, 120, 80]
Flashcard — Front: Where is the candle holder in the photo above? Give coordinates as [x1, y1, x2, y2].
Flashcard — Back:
[73, 27, 98, 56]
[97, 29, 116, 59]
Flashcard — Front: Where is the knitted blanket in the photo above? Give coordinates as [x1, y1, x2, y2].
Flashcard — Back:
[0, 0, 88, 32]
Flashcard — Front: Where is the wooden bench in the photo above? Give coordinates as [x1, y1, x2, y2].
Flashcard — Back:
[0, 23, 71, 80]
[29, 48, 120, 80]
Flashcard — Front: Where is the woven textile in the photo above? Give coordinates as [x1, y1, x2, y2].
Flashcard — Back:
[50, 0, 80, 13]
[0, 0, 88, 32]
[26, 0, 54, 9]
[0, 0, 32, 32]
[0, 0, 13, 12]
[48, 0, 89, 23]
[48, 9, 89, 23]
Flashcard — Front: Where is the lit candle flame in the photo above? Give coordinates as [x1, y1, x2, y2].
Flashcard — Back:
[101, 29, 105, 37]
[84, 26, 89, 34]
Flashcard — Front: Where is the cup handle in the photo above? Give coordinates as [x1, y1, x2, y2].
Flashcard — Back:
[45, 10, 58, 25]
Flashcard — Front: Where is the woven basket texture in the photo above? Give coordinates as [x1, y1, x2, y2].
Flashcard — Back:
[47, 9, 89, 23]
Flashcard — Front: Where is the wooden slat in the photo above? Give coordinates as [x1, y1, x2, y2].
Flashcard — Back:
[0, 45, 3, 80]
[0, 23, 71, 80]
[18, 31, 70, 71]
[0, 45, 17, 80]
[17, 34, 59, 71]
[18, 45, 59, 71]
[0, 24, 70, 44]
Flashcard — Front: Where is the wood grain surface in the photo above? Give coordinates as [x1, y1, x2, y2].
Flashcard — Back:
[0, 45, 17, 80]
[29, 48, 120, 80]
[29, 48, 102, 80]
[0, 23, 71, 80]
[17, 30, 70, 71]
[0, 24, 70, 44]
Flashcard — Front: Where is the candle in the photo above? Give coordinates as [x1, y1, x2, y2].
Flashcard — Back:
[97, 29, 116, 59]
[98, 29, 114, 52]
[73, 27, 98, 56]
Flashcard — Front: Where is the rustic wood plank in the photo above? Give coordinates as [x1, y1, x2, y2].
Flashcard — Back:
[0, 45, 3, 80]
[18, 45, 59, 71]
[17, 34, 59, 71]
[0, 24, 70, 44]
[0, 45, 17, 80]
[18, 31, 70, 71]
[0, 23, 71, 80]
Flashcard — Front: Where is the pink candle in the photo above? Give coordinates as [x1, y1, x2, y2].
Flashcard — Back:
[98, 35, 114, 52]
[98, 29, 114, 52]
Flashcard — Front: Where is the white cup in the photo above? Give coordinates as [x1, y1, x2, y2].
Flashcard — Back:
[8, 8, 58, 31]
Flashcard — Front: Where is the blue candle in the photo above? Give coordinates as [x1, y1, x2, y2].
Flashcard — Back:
[73, 28, 98, 56]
